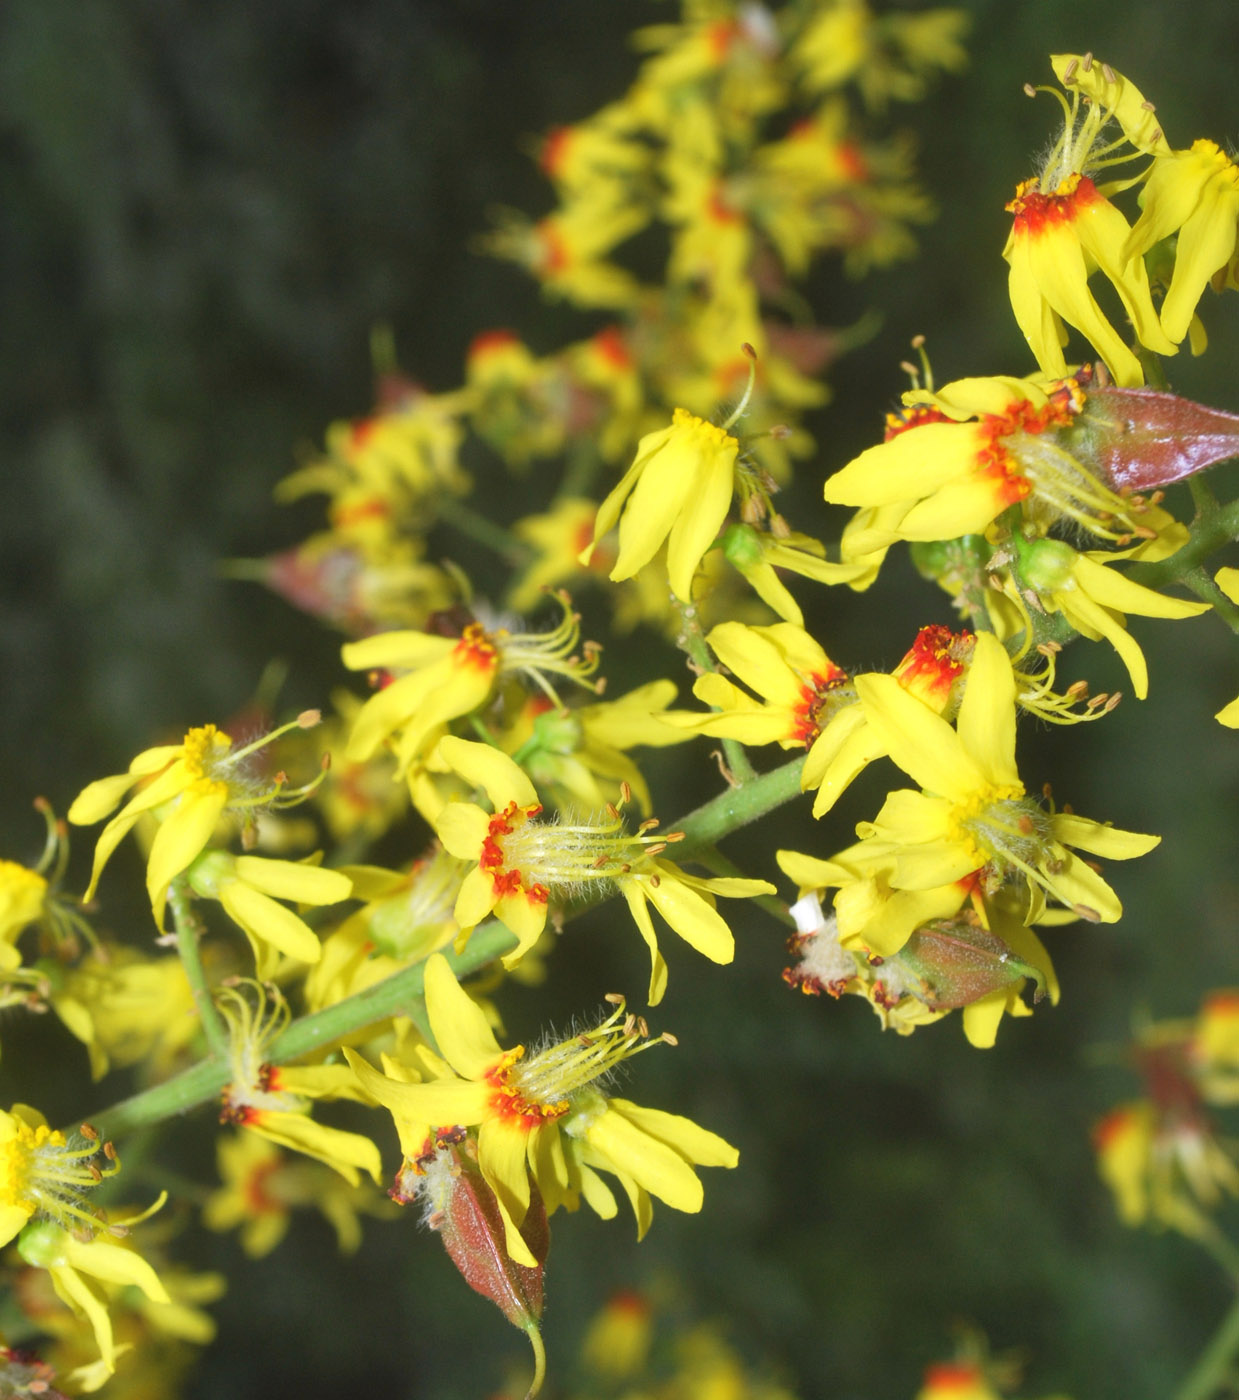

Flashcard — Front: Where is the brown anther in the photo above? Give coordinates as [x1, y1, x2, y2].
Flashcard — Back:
[620, 863, 631, 874]
[663, 829, 686, 843]
[1042, 782, 1054, 800]
[1023, 81, 1038, 97]
[1073, 902, 1101, 922]
[1086, 693, 1108, 710]
[1063, 57, 1079, 81]
[623, 1014, 637, 1036]
[320, 752, 332, 771]
[592, 854, 610, 869]
[605, 803, 621, 822]
[80, 1122, 99, 1141]
[644, 842, 667, 857]
[1101, 62, 1116, 82]
[1085, 859, 1103, 874]
[770, 513, 791, 539]
[297, 708, 322, 728]
[619, 781, 632, 807]
[1149, 490, 1165, 505]
[1066, 680, 1089, 699]
[86, 1163, 102, 1182]
[1114, 533, 1134, 547]
[1141, 100, 1155, 111]
[661, 1031, 679, 1047]
[1104, 693, 1122, 712]
[241, 823, 258, 852]
[636, 1017, 650, 1038]
[1062, 802, 1075, 814]
[578, 1033, 595, 1047]
[102, 1141, 117, 1161]
[33, 795, 51, 813]
[911, 333, 926, 349]
[740, 494, 764, 525]
[638, 818, 660, 833]
[604, 992, 625, 1005]
[1151, 127, 1163, 144]
[426, 1209, 445, 1231]
[1081, 52, 1094, 70]
[899, 360, 919, 377]
[1037, 641, 1061, 657]
[741, 341, 757, 361]
[1134, 525, 1158, 539]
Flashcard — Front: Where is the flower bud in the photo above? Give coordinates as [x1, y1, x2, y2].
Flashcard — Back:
[432, 1143, 548, 1395]
[1071, 386, 1239, 492]
[894, 916, 1046, 1010]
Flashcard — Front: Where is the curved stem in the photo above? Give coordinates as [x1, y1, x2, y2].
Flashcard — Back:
[437, 496, 533, 566]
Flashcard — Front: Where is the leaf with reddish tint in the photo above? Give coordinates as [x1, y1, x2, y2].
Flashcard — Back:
[895, 917, 1045, 1010]
[435, 1145, 547, 1330]
[1075, 386, 1239, 492]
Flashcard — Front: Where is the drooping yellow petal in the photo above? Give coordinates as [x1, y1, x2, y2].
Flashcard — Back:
[219, 882, 323, 963]
[233, 856, 352, 906]
[437, 735, 539, 811]
[146, 784, 230, 922]
[584, 1107, 703, 1212]
[855, 674, 983, 801]
[424, 952, 506, 1078]
[956, 631, 1019, 789]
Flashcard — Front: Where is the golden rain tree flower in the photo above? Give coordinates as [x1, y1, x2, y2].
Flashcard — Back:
[215, 981, 383, 1187]
[432, 735, 773, 1003]
[718, 521, 873, 623]
[995, 534, 1209, 700]
[781, 633, 1158, 957]
[341, 593, 601, 772]
[68, 713, 326, 930]
[345, 953, 738, 1268]
[0, 1106, 121, 1247]
[1003, 54, 1176, 386]
[823, 371, 1163, 551]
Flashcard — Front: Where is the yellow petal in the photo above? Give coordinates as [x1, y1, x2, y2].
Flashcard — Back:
[584, 1106, 703, 1211]
[219, 882, 323, 963]
[608, 1098, 738, 1167]
[233, 856, 352, 906]
[424, 952, 505, 1078]
[957, 631, 1019, 789]
[436, 736, 538, 810]
[855, 674, 982, 801]
[635, 874, 734, 964]
[146, 784, 229, 921]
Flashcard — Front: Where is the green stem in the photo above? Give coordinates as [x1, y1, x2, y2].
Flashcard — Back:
[167, 876, 229, 1060]
[557, 438, 602, 502]
[673, 755, 806, 855]
[1128, 493, 1239, 626]
[671, 596, 758, 786]
[1175, 1289, 1239, 1400]
[74, 922, 516, 1142]
[437, 496, 533, 566]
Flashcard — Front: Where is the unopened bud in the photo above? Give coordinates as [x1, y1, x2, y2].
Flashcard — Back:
[895, 916, 1046, 1010]
[1072, 386, 1239, 492]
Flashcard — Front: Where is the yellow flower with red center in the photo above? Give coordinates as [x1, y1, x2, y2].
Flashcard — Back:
[433, 736, 772, 1002]
[808, 624, 973, 816]
[342, 595, 601, 771]
[781, 633, 1157, 956]
[663, 618, 854, 754]
[69, 714, 324, 929]
[1003, 55, 1176, 385]
[215, 982, 382, 1187]
[582, 407, 742, 602]
[345, 954, 738, 1267]
[824, 372, 1154, 550]
[0, 1107, 121, 1247]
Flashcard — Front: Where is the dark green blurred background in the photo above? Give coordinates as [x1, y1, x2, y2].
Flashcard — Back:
[4, 1, 1239, 1396]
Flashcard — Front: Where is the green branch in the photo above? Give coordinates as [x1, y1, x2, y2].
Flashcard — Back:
[1175, 1288, 1239, 1400]
[167, 876, 229, 1060]
[671, 596, 758, 786]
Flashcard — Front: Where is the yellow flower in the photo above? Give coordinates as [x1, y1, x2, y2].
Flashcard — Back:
[581, 408, 741, 602]
[787, 633, 1157, 955]
[345, 954, 737, 1266]
[203, 1133, 389, 1258]
[719, 522, 873, 623]
[0, 1106, 121, 1246]
[49, 945, 198, 1081]
[68, 714, 324, 928]
[823, 372, 1155, 548]
[341, 594, 601, 769]
[184, 850, 352, 977]
[17, 1221, 171, 1384]
[433, 736, 771, 1002]
[1125, 140, 1239, 343]
[998, 536, 1208, 699]
[216, 982, 382, 1186]
[1004, 55, 1176, 385]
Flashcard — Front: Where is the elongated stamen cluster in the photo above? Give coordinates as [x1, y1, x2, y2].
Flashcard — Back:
[0, 1114, 121, 1240]
[496, 994, 672, 1123]
[186, 712, 327, 814]
[484, 784, 683, 903]
[493, 591, 603, 706]
[1027, 54, 1154, 193]
[217, 981, 300, 1122]
[1014, 643, 1121, 726]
